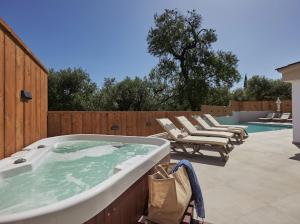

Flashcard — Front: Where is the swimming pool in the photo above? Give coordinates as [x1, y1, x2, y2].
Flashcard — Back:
[240, 122, 292, 133]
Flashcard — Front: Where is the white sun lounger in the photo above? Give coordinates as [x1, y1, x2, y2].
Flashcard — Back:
[175, 116, 238, 142]
[258, 113, 275, 121]
[203, 114, 248, 130]
[272, 113, 291, 122]
[156, 118, 232, 161]
[193, 115, 248, 140]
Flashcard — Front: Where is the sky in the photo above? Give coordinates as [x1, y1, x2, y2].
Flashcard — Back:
[1, 0, 300, 88]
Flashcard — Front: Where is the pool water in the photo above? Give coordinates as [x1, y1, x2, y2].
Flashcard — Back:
[0, 140, 156, 215]
[240, 122, 292, 133]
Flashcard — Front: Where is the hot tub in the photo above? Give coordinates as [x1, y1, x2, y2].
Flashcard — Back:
[0, 134, 170, 224]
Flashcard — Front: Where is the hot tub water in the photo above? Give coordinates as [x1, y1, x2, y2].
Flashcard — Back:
[0, 140, 156, 216]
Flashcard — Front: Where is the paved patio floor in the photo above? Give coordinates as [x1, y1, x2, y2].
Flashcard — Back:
[171, 129, 300, 224]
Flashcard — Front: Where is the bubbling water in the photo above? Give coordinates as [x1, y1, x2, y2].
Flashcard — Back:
[0, 140, 156, 215]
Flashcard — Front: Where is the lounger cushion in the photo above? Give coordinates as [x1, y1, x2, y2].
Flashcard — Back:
[206, 127, 242, 134]
[192, 130, 233, 138]
[180, 136, 229, 146]
[273, 118, 287, 121]
[194, 116, 242, 134]
[217, 124, 248, 129]
[203, 114, 248, 130]
[273, 113, 290, 121]
[176, 116, 234, 138]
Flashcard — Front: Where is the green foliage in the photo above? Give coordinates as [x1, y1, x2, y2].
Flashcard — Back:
[95, 77, 154, 111]
[231, 75, 291, 101]
[243, 75, 248, 89]
[231, 88, 247, 101]
[146, 67, 180, 110]
[92, 78, 118, 110]
[246, 75, 291, 100]
[270, 79, 292, 99]
[49, 70, 156, 111]
[147, 9, 241, 110]
[48, 68, 98, 110]
[205, 87, 231, 106]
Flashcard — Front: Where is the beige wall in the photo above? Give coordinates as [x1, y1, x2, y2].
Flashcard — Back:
[292, 81, 300, 144]
[278, 63, 300, 82]
[277, 62, 300, 144]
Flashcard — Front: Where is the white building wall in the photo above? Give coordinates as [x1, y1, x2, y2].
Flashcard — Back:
[292, 81, 300, 144]
[216, 111, 270, 124]
[234, 111, 270, 122]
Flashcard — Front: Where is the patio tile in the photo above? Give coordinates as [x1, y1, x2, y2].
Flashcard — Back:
[235, 205, 299, 224]
[172, 129, 300, 223]
[203, 185, 267, 223]
[271, 192, 300, 220]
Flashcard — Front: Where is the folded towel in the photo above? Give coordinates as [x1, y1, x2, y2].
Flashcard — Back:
[171, 160, 205, 218]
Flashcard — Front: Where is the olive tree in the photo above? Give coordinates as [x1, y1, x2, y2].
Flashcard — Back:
[147, 9, 241, 110]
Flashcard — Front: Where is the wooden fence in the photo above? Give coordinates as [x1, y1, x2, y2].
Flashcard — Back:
[48, 111, 204, 137]
[201, 100, 292, 115]
[47, 100, 292, 138]
[201, 105, 233, 116]
[230, 100, 292, 112]
[0, 19, 48, 159]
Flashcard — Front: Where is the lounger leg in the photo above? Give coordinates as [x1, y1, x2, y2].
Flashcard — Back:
[171, 146, 178, 152]
[191, 144, 200, 154]
[229, 137, 239, 146]
[176, 142, 188, 153]
[236, 134, 243, 144]
[227, 141, 234, 151]
[233, 135, 237, 143]
[171, 142, 185, 153]
[225, 144, 233, 154]
[219, 148, 229, 162]
[174, 142, 229, 161]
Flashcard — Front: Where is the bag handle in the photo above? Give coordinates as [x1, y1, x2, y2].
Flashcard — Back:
[156, 165, 169, 178]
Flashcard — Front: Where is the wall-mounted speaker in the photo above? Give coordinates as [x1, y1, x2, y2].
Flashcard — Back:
[21, 90, 32, 101]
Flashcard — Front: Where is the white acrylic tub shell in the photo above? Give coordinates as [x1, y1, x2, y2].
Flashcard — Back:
[0, 134, 170, 224]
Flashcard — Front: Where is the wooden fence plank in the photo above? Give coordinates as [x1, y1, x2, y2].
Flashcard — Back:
[15, 45, 25, 151]
[136, 112, 144, 136]
[126, 112, 137, 136]
[61, 113, 72, 135]
[30, 61, 36, 142]
[44, 71, 48, 137]
[120, 112, 127, 135]
[36, 67, 41, 140]
[0, 30, 4, 159]
[82, 112, 92, 134]
[91, 112, 100, 134]
[40, 70, 46, 138]
[24, 55, 31, 145]
[111, 112, 121, 135]
[72, 112, 83, 134]
[4, 35, 16, 157]
[43, 72, 48, 137]
[100, 112, 108, 134]
[47, 113, 61, 137]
